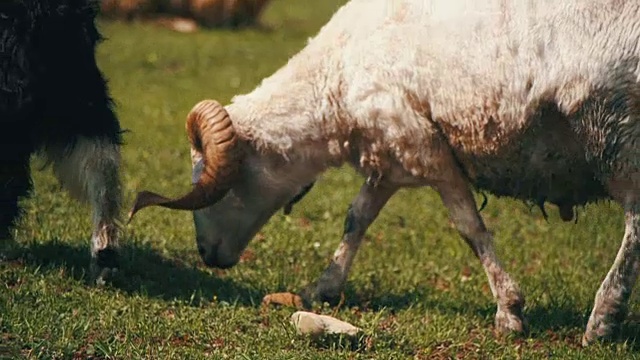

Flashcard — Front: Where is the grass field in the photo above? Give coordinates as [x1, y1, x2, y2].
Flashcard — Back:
[2, 0, 640, 358]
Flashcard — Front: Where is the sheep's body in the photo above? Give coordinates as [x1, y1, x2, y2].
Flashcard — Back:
[130, 0, 640, 346]
[226, 0, 640, 344]
[230, 0, 637, 210]
[1, 0, 123, 283]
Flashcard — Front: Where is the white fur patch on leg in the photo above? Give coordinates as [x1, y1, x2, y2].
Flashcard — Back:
[48, 137, 120, 205]
[46, 137, 122, 271]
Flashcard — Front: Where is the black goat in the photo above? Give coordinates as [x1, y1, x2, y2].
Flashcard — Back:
[1, 0, 123, 284]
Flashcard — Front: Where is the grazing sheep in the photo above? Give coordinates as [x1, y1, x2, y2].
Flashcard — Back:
[1, 0, 123, 284]
[128, 0, 640, 345]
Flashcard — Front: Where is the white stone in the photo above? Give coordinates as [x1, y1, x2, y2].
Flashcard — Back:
[290, 311, 362, 337]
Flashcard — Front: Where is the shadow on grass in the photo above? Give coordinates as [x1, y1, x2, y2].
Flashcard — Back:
[336, 284, 640, 349]
[9, 240, 261, 307]
[7, 241, 639, 348]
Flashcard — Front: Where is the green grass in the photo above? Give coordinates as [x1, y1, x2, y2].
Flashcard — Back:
[2, 1, 640, 358]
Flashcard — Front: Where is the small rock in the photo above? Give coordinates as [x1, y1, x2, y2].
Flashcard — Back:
[290, 311, 362, 337]
[262, 292, 303, 309]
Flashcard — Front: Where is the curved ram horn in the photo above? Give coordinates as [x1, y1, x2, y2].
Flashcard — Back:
[127, 100, 242, 223]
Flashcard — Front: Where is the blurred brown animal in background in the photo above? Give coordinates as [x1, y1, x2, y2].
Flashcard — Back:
[100, 0, 270, 31]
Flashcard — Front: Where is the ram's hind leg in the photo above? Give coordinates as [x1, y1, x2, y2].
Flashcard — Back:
[434, 169, 527, 334]
[47, 136, 122, 285]
[583, 175, 640, 346]
[300, 181, 397, 306]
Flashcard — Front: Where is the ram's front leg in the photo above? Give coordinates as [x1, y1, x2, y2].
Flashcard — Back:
[300, 180, 397, 306]
[583, 179, 640, 345]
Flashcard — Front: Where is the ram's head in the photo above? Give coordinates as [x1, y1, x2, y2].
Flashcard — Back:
[128, 100, 314, 268]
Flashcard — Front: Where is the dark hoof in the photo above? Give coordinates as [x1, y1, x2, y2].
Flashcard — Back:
[90, 248, 119, 286]
[299, 282, 343, 309]
[582, 318, 621, 346]
[93, 267, 119, 286]
[495, 309, 528, 337]
[0, 240, 20, 262]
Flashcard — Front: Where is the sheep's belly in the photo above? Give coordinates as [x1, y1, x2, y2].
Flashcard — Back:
[452, 123, 610, 213]
[462, 153, 608, 208]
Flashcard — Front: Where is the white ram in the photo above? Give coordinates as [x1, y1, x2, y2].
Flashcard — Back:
[128, 0, 640, 345]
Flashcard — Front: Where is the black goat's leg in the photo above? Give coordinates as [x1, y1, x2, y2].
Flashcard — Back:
[0, 157, 32, 258]
[47, 136, 122, 285]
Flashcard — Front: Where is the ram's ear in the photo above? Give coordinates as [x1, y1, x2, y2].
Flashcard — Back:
[283, 182, 315, 215]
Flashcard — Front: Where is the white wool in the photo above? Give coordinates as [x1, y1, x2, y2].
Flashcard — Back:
[222, 0, 640, 188]
[187, 2, 640, 345]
